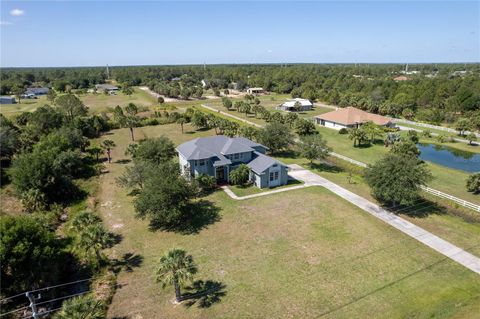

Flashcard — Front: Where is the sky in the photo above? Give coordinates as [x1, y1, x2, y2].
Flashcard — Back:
[0, 1, 479, 67]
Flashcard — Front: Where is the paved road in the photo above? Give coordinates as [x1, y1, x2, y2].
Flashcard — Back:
[201, 104, 264, 128]
[397, 125, 478, 146]
[287, 164, 480, 275]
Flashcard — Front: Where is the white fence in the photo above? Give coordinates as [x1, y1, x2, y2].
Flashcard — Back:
[420, 186, 480, 212]
[330, 152, 367, 168]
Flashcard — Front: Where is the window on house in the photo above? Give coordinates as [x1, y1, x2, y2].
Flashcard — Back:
[274, 171, 279, 180]
[199, 159, 205, 166]
[269, 172, 274, 181]
[234, 153, 240, 160]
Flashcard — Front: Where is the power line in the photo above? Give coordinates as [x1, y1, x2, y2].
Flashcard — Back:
[1, 278, 93, 303]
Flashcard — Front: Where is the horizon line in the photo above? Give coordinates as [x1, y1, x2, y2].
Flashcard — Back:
[2, 61, 480, 69]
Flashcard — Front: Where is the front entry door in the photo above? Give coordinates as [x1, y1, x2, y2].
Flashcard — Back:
[216, 166, 225, 182]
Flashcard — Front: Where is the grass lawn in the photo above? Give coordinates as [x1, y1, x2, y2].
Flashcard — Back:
[419, 135, 480, 154]
[274, 153, 480, 254]
[0, 87, 160, 117]
[80, 88, 158, 113]
[227, 179, 304, 197]
[96, 124, 480, 319]
[0, 95, 49, 116]
[398, 122, 462, 138]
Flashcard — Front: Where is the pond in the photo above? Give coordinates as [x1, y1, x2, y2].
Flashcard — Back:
[417, 143, 480, 173]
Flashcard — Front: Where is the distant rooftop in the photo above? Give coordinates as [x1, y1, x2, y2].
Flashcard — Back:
[316, 107, 392, 126]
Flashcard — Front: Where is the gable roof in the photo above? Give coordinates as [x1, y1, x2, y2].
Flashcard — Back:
[281, 98, 313, 108]
[247, 152, 285, 174]
[176, 136, 266, 161]
[315, 107, 392, 126]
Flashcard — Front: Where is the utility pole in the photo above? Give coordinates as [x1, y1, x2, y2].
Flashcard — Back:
[26, 292, 39, 319]
[106, 64, 110, 79]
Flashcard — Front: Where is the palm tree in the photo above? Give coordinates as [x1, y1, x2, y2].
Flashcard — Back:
[348, 128, 367, 147]
[155, 249, 197, 303]
[101, 139, 116, 163]
[54, 294, 103, 319]
[78, 224, 111, 266]
[70, 211, 101, 232]
[177, 116, 187, 133]
[89, 146, 102, 163]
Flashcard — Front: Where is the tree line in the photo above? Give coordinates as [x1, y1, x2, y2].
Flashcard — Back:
[2, 64, 479, 124]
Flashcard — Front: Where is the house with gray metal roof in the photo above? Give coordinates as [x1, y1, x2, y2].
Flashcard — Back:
[25, 87, 49, 96]
[0, 96, 16, 104]
[176, 136, 288, 188]
[95, 84, 119, 94]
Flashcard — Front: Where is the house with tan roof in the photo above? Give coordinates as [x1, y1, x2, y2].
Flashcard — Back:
[314, 107, 394, 130]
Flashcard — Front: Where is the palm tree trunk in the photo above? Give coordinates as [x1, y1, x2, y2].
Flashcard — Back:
[107, 149, 111, 163]
[130, 127, 135, 141]
[181, 123, 184, 134]
[174, 280, 182, 302]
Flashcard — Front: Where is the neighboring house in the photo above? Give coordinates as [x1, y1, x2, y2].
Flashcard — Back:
[95, 84, 119, 94]
[176, 136, 288, 189]
[201, 79, 209, 88]
[277, 98, 313, 112]
[0, 96, 16, 104]
[25, 87, 49, 96]
[170, 77, 182, 81]
[315, 107, 394, 130]
[246, 87, 264, 95]
[230, 82, 240, 90]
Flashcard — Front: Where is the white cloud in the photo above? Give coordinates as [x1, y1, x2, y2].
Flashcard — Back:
[0, 21, 13, 26]
[267, 49, 273, 53]
[10, 9, 25, 16]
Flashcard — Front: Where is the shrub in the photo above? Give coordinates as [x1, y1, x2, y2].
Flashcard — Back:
[421, 130, 431, 138]
[229, 164, 250, 186]
[436, 134, 447, 143]
[140, 118, 160, 126]
[338, 128, 348, 134]
[196, 174, 216, 191]
[466, 173, 480, 193]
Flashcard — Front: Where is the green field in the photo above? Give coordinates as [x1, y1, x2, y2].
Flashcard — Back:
[274, 154, 480, 253]
[0, 95, 49, 115]
[95, 124, 480, 319]
[0, 88, 159, 117]
[79, 88, 158, 113]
